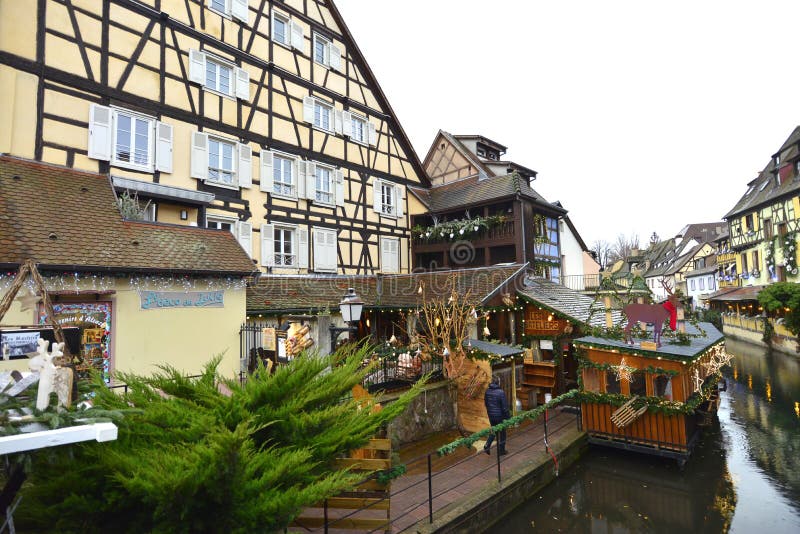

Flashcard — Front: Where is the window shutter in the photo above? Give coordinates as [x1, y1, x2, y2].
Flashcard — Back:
[189, 49, 206, 85]
[395, 184, 405, 218]
[305, 162, 317, 201]
[155, 121, 173, 173]
[237, 221, 253, 258]
[234, 67, 250, 100]
[334, 109, 343, 135]
[329, 43, 341, 70]
[296, 159, 306, 198]
[327, 230, 338, 272]
[342, 111, 353, 138]
[190, 132, 209, 180]
[260, 150, 274, 193]
[290, 20, 304, 51]
[87, 104, 112, 161]
[335, 170, 344, 206]
[373, 179, 382, 213]
[297, 227, 309, 268]
[231, 0, 248, 23]
[303, 96, 315, 123]
[261, 223, 275, 266]
[367, 122, 377, 146]
[313, 228, 324, 271]
[381, 238, 399, 273]
[238, 143, 252, 188]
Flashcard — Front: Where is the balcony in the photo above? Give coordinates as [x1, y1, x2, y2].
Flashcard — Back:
[412, 219, 516, 251]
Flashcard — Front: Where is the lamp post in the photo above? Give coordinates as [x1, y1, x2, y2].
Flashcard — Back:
[329, 288, 364, 350]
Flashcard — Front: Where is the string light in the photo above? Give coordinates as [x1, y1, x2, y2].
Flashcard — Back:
[0, 271, 247, 292]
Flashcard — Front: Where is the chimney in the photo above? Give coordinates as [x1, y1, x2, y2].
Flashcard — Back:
[604, 295, 613, 328]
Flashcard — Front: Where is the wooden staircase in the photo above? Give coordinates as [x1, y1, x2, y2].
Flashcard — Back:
[518, 361, 557, 409]
[610, 396, 647, 428]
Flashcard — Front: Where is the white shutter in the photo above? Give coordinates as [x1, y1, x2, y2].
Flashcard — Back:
[395, 184, 405, 218]
[189, 49, 206, 85]
[373, 179, 382, 213]
[237, 221, 253, 258]
[303, 96, 315, 123]
[234, 67, 250, 101]
[155, 121, 173, 173]
[296, 159, 306, 198]
[342, 111, 353, 138]
[87, 104, 112, 161]
[314, 228, 337, 272]
[313, 228, 324, 271]
[260, 150, 274, 193]
[327, 230, 338, 272]
[297, 227, 309, 268]
[238, 143, 252, 188]
[231, 0, 248, 23]
[261, 223, 275, 267]
[329, 43, 341, 70]
[367, 122, 377, 146]
[334, 109, 343, 135]
[381, 238, 399, 274]
[305, 162, 317, 201]
[335, 170, 344, 206]
[290, 20, 304, 51]
[190, 132, 209, 180]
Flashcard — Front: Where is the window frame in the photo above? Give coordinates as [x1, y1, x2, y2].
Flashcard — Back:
[273, 225, 297, 267]
[350, 113, 368, 144]
[208, 0, 231, 17]
[272, 10, 291, 47]
[204, 56, 235, 98]
[272, 153, 296, 199]
[380, 181, 395, 216]
[313, 99, 334, 132]
[110, 108, 155, 172]
[207, 136, 238, 188]
[206, 215, 236, 233]
[314, 164, 335, 206]
[313, 33, 331, 66]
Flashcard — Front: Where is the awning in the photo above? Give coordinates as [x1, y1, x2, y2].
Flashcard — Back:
[112, 176, 216, 205]
[707, 286, 764, 302]
[463, 339, 524, 357]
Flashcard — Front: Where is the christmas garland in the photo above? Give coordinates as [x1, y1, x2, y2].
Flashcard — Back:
[374, 464, 407, 484]
[780, 231, 798, 275]
[436, 389, 581, 456]
[411, 214, 509, 242]
[578, 358, 680, 378]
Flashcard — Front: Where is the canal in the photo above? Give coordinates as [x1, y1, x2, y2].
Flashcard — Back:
[495, 337, 800, 533]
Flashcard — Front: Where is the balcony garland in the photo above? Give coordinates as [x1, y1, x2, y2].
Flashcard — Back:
[780, 231, 798, 275]
[411, 214, 508, 242]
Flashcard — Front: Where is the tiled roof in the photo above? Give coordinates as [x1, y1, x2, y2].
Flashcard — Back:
[247, 264, 528, 313]
[517, 276, 624, 328]
[425, 173, 563, 214]
[0, 156, 257, 275]
[707, 286, 764, 302]
[575, 322, 724, 360]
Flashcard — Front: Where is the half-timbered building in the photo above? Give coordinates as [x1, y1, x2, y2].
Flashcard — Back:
[0, 0, 428, 276]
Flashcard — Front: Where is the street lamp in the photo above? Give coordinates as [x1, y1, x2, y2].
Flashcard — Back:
[329, 288, 364, 350]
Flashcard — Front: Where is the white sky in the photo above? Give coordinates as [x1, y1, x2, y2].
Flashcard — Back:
[334, 0, 800, 246]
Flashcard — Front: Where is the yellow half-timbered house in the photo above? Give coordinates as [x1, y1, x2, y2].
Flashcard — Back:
[0, 0, 428, 276]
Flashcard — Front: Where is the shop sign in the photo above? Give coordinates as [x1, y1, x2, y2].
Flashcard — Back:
[139, 291, 224, 310]
[262, 327, 276, 351]
[524, 308, 568, 335]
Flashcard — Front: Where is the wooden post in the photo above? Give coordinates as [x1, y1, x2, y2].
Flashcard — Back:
[510, 356, 517, 416]
[604, 296, 613, 328]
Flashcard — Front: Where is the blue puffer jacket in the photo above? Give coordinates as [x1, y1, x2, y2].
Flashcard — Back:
[484, 383, 510, 421]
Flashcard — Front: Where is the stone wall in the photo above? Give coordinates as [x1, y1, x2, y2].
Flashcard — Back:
[384, 381, 457, 446]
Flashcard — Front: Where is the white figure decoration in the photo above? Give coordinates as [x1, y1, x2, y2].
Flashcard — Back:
[29, 338, 73, 411]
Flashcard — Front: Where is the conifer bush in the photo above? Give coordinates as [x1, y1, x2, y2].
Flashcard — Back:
[16, 344, 423, 533]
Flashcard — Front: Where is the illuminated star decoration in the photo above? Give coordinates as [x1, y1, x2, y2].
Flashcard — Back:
[692, 368, 704, 393]
[613, 357, 634, 383]
[16, 288, 41, 312]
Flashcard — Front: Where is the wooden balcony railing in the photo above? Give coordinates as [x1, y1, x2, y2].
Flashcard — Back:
[412, 220, 515, 247]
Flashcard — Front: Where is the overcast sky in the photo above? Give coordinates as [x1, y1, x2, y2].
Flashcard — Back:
[334, 0, 800, 247]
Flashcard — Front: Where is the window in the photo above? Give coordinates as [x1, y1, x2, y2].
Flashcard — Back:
[313, 227, 337, 272]
[351, 114, 367, 143]
[274, 226, 296, 267]
[315, 166, 334, 204]
[629, 372, 647, 396]
[190, 133, 252, 189]
[699, 278, 705, 290]
[381, 236, 400, 273]
[314, 100, 333, 131]
[605, 370, 621, 394]
[206, 217, 234, 232]
[208, 0, 248, 22]
[690, 279, 696, 291]
[273, 155, 294, 197]
[188, 50, 250, 100]
[205, 57, 233, 96]
[208, 217, 251, 256]
[709, 276, 716, 290]
[313, 33, 341, 69]
[653, 375, 673, 400]
[342, 111, 376, 145]
[373, 180, 404, 218]
[583, 369, 600, 392]
[88, 105, 173, 173]
[143, 203, 156, 222]
[272, 11, 290, 45]
[745, 214, 754, 232]
[380, 182, 395, 215]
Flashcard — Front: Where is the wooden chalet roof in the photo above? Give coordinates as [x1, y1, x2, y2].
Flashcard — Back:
[575, 322, 724, 361]
[725, 126, 800, 219]
[247, 264, 528, 313]
[517, 276, 623, 328]
[0, 156, 257, 276]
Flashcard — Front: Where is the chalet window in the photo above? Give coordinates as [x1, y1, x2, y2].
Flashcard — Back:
[190, 132, 252, 189]
[261, 223, 308, 268]
[313, 33, 341, 69]
[208, 0, 249, 22]
[604, 371, 621, 394]
[653, 375, 673, 400]
[629, 372, 647, 397]
[272, 10, 304, 50]
[189, 50, 250, 100]
[88, 105, 173, 174]
[315, 165, 334, 204]
[312, 227, 338, 272]
[380, 236, 400, 273]
[207, 216, 251, 257]
[373, 179, 404, 218]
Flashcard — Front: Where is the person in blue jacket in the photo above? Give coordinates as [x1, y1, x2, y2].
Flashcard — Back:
[483, 375, 510, 455]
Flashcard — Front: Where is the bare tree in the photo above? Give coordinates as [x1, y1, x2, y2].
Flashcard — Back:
[591, 240, 612, 270]
[609, 233, 641, 263]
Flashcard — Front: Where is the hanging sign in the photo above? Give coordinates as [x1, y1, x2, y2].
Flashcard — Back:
[524, 308, 568, 336]
[262, 328, 276, 351]
[139, 291, 224, 310]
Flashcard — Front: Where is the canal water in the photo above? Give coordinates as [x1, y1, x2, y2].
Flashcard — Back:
[495, 337, 800, 533]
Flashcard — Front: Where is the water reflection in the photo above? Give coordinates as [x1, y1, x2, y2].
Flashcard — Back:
[496, 338, 800, 533]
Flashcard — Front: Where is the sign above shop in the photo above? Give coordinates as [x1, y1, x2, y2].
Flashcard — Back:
[524, 308, 568, 336]
[139, 291, 224, 310]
